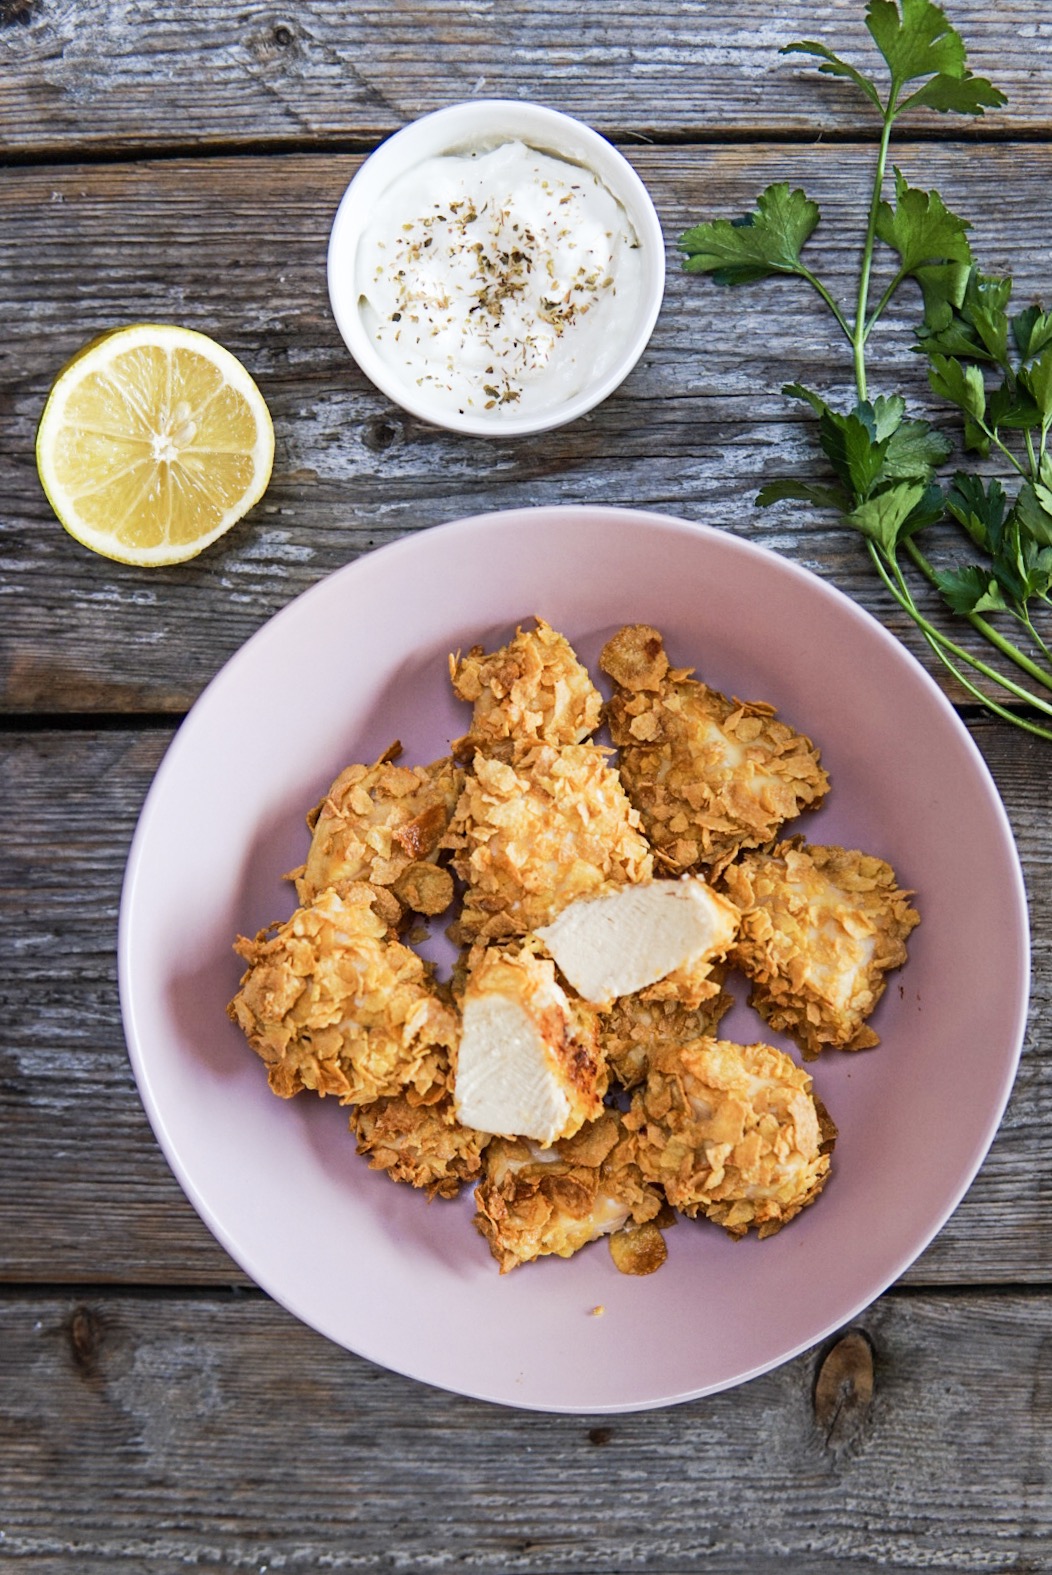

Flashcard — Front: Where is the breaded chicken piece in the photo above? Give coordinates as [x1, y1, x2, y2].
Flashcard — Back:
[626, 1037, 836, 1239]
[228, 884, 457, 1105]
[474, 1111, 665, 1273]
[443, 742, 653, 943]
[599, 970, 735, 1090]
[721, 838, 920, 1058]
[536, 875, 740, 1009]
[600, 624, 828, 872]
[455, 943, 606, 1145]
[449, 617, 603, 760]
[350, 1091, 490, 1199]
[292, 745, 463, 920]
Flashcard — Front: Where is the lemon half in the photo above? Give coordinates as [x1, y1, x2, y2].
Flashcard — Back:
[36, 323, 275, 566]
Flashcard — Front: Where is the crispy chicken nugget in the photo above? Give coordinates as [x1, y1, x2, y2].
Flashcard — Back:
[535, 875, 740, 1009]
[449, 617, 603, 760]
[721, 838, 920, 1057]
[293, 745, 462, 919]
[351, 1092, 490, 1199]
[474, 1112, 665, 1273]
[626, 1037, 835, 1239]
[600, 969, 735, 1090]
[443, 742, 653, 943]
[228, 884, 457, 1105]
[600, 624, 829, 872]
[455, 943, 607, 1145]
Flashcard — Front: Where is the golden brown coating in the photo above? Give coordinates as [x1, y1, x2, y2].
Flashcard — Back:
[600, 624, 829, 873]
[626, 1037, 835, 1239]
[599, 969, 735, 1090]
[350, 1092, 490, 1199]
[608, 1220, 669, 1276]
[473, 1112, 665, 1273]
[293, 746, 462, 919]
[443, 742, 653, 943]
[228, 884, 457, 1105]
[449, 617, 603, 760]
[721, 839, 920, 1057]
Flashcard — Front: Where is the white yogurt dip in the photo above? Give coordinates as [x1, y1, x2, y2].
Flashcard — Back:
[354, 140, 645, 423]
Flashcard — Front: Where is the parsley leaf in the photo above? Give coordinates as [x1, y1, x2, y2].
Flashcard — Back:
[935, 564, 1008, 614]
[780, 40, 883, 108]
[1013, 306, 1052, 362]
[755, 478, 852, 512]
[866, 0, 966, 86]
[945, 474, 1009, 554]
[927, 353, 986, 422]
[900, 70, 1007, 116]
[679, 184, 820, 286]
[1021, 346, 1052, 432]
[847, 481, 929, 555]
[875, 168, 972, 274]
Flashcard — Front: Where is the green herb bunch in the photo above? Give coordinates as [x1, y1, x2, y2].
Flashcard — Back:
[680, 0, 1052, 739]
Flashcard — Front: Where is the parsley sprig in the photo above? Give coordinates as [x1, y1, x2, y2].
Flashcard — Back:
[680, 0, 1052, 739]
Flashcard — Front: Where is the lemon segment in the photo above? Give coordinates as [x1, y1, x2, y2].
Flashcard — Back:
[36, 323, 275, 566]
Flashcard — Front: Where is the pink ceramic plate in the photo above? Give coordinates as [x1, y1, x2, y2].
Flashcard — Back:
[119, 506, 1029, 1413]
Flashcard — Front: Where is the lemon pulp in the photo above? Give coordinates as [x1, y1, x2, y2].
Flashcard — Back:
[36, 323, 275, 566]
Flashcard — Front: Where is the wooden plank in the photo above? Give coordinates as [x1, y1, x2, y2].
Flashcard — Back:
[0, 0, 1048, 156]
[4, 143, 1052, 713]
[0, 720, 1047, 1287]
[0, 1287, 1049, 1571]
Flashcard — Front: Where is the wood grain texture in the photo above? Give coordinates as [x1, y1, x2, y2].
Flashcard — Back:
[1, 720, 1047, 1287]
[0, 0, 1049, 156]
[1, 1288, 1049, 1571]
[4, 144, 1052, 714]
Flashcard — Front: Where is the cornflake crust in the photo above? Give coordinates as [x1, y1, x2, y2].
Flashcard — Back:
[351, 1092, 490, 1199]
[443, 741, 653, 943]
[721, 839, 921, 1058]
[449, 617, 603, 760]
[473, 1112, 665, 1273]
[454, 943, 606, 1146]
[599, 969, 735, 1091]
[292, 746, 462, 920]
[600, 624, 829, 873]
[228, 884, 457, 1105]
[626, 1037, 836, 1239]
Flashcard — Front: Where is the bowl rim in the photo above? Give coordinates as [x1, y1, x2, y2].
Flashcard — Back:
[326, 99, 666, 437]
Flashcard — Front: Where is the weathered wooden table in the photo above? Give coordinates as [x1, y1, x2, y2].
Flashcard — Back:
[2, 3, 1049, 1569]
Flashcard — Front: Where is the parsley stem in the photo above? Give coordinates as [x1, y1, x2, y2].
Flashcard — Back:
[870, 542, 1052, 719]
[902, 536, 1052, 693]
[1025, 427, 1039, 477]
[797, 266, 853, 342]
[911, 627, 1052, 739]
[1021, 607, 1052, 668]
[853, 95, 898, 400]
[980, 422, 1031, 481]
[863, 267, 908, 343]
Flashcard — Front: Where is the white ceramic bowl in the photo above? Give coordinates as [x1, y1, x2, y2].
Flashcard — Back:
[327, 101, 665, 437]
